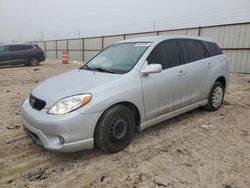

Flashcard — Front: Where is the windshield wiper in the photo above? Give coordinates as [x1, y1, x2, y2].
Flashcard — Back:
[92, 67, 115, 74]
[80, 64, 96, 71]
[80, 64, 115, 73]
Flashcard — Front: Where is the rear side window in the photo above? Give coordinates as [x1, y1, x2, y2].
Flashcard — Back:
[147, 40, 181, 69]
[203, 41, 222, 56]
[180, 39, 207, 64]
[9, 45, 33, 51]
[22, 45, 33, 50]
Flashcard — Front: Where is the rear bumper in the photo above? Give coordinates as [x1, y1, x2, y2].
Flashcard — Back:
[38, 53, 45, 62]
[21, 98, 102, 152]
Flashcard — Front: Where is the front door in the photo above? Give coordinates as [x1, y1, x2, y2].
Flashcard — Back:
[141, 40, 188, 120]
[0, 45, 11, 65]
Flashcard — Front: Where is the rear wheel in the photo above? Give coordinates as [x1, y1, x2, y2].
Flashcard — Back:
[204, 81, 224, 111]
[94, 105, 135, 153]
[29, 57, 39, 66]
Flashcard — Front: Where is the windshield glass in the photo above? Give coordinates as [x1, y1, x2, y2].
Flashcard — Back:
[0, 45, 9, 53]
[82, 42, 151, 74]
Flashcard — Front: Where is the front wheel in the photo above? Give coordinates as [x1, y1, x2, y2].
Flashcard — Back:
[29, 57, 39, 66]
[94, 105, 136, 153]
[204, 81, 225, 111]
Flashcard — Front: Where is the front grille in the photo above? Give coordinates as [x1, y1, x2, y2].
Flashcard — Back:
[29, 95, 46, 111]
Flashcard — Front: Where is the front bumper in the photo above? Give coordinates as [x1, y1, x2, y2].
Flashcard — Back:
[21, 98, 102, 152]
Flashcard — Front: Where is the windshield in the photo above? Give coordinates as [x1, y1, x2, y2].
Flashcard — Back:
[81, 42, 151, 74]
[0, 45, 9, 53]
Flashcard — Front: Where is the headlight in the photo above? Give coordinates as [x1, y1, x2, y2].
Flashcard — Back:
[48, 94, 92, 115]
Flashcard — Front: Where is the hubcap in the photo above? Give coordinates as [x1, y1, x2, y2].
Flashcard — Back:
[109, 116, 128, 141]
[212, 86, 223, 108]
[30, 58, 38, 66]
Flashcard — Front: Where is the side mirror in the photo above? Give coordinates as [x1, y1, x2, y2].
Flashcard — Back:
[141, 63, 162, 75]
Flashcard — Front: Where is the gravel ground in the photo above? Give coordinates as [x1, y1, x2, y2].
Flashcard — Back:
[0, 59, 250, 188]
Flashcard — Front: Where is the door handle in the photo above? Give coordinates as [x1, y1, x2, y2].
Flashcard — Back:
[178, 70, 186, 76]
[208, 62, 213, 68]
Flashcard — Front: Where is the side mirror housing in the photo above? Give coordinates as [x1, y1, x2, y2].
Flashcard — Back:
[141, 64, 162, 75]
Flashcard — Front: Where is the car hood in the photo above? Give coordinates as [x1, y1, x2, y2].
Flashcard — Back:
[31, 69, 121, 108]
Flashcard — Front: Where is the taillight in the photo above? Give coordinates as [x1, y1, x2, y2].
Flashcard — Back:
[35, 46, 43, 51]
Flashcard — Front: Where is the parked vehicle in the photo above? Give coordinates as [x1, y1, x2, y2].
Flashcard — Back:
[0, 44, 45, 66]
[21, 35, 229, 153]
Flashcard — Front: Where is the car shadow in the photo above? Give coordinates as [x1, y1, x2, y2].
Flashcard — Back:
[0, 63, 44, 69]
[45, 107, 209, 160]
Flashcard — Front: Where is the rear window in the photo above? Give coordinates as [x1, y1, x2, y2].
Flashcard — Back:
[203, 41, 222, 56]
[180, 39, 207, 63]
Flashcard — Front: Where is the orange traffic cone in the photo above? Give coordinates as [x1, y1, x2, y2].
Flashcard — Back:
[62, 49, 69, 64]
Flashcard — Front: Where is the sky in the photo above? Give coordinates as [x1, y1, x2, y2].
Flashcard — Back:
[0, 0, 250, 43]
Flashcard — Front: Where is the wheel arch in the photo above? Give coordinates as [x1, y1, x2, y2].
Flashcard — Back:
[215, 76, 226, 88]
[29, 55, 40, 62]
[206, 75, 227, 99]
[95, 101, 141, 130]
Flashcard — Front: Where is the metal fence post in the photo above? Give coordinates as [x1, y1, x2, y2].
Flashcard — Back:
[55, 40, 58, 59]
[66, 39, 69, 51]
[44, 41, 47, 58]
[66, 39, 69, 60]
[198, 26, 201, 36]
[101, 36, 104, 50]
[82, 38, 84, 61]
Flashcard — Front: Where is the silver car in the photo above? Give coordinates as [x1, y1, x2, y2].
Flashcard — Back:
[21, 36, 229, 153]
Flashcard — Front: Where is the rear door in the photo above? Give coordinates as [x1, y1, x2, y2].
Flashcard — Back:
[179, 39, 210, 104]
[141, 40, 188, 120]
[9, 45, 31, 64]
[202, 41, 225, 94]
[0, 45, 11, 65]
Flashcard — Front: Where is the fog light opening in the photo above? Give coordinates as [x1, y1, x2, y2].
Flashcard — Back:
[59, 136, 65, 144]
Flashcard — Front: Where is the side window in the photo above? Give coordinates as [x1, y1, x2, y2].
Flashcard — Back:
[203, 41, 222, 56]
[0, 45, 9, 53]
[159, 40, 181, 69]
[147, 40, 181, 70]
[9, 45, 21, 52]
[9, 45, 32, 51]
[147, 45, 164, 66]
[180, 39, 207, 63]
[22, 45, 33, 50]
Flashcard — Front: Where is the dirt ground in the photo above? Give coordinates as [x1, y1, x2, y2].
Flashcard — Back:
[0, 59, 250, 188]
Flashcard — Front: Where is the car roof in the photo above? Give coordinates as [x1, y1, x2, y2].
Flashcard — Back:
[117, 35, 215, 44]
[0, 43, 33, 46]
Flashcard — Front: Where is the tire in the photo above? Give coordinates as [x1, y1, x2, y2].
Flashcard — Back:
[29, 56, 39, 66]
[94, 105, 136, 153]
[204, 81, 225, 111]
